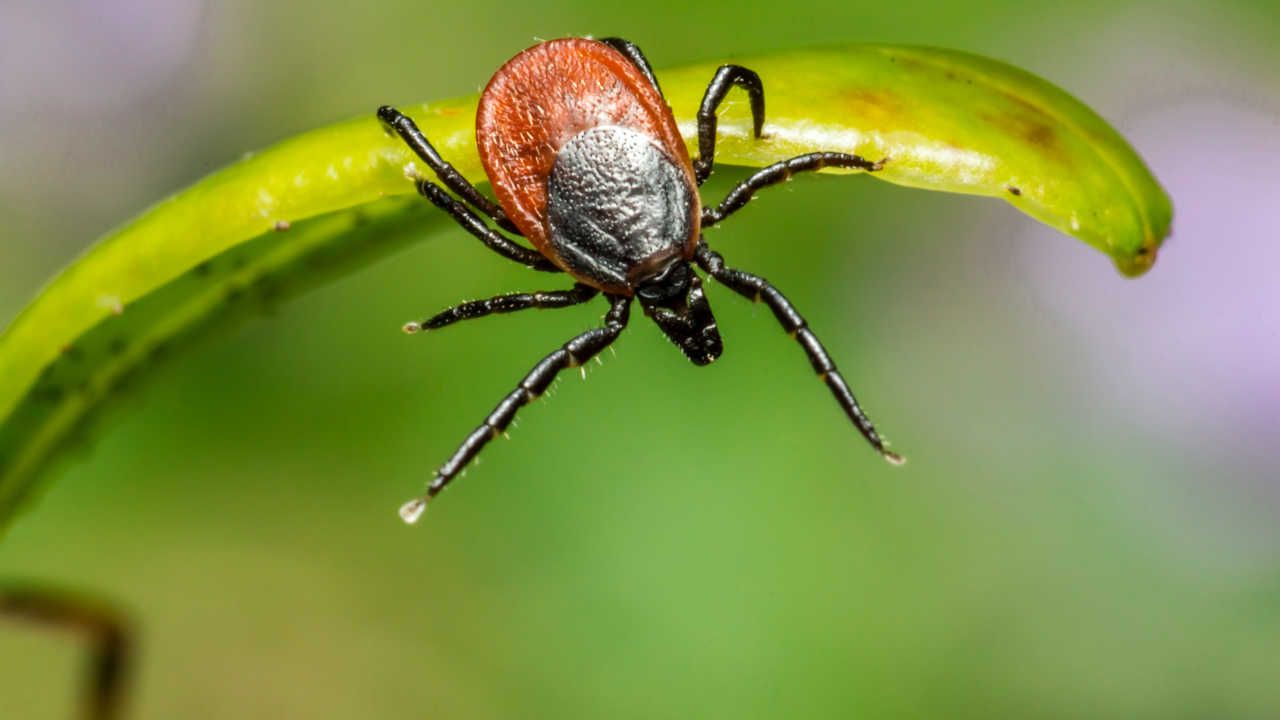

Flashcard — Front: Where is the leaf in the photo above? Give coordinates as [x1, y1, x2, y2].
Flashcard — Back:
[0, 44, 1172, 530]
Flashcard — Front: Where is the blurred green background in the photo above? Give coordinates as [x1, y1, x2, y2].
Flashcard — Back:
[2, 0, 1279, 718]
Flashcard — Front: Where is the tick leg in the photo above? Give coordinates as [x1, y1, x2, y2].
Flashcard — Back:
[399, 295, 633, 523]
[702, 152, 886, 227]
[404, 283, 599, 333]
[1, 584, 131, 720]
[695, 65, 766, 185]
[598, 37, 664, 97]
[414, 178, 559, 272]
[695, 243, 903, 465]
[377, 105, 521, 234]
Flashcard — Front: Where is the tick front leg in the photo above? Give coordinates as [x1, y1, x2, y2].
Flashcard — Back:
[702, 152, 886, 227]
[403, 283, 599, 333]
[377, 105, 521, 234]
[413, 179, 559, 272]
[399, 295, 632, 523]
[695, 65, 766, 185]
[695, 243, 903, 464]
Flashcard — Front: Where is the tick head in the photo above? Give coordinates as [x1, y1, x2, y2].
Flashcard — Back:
[636, 261, 722, 366]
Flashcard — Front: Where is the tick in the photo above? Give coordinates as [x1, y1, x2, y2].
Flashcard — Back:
[380, 37, 902, 524]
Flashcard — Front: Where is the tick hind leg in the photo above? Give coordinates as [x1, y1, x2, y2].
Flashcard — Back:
[695, 65, 766, 185]
[377, 105, 521, 234]
[702, 152, 886, 226]
[399, 295, 633, 523]
[403, 283, 599, 333]
[694, 243, 903, 464]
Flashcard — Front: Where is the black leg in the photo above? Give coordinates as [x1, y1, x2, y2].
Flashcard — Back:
[414, 178, 559, 272]
[1, 584, 131, 720]
[703, 152, 887, 226]
[695, 65, 766, 185]
[377, 105, 522, 234]
[695, 243, 903, 465]
[400, 294, 633, 523]
[403, 283, 599, 333]
[598, 37, 664, 97]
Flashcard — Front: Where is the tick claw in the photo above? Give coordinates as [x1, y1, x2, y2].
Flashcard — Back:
[399, 498, 427, 524]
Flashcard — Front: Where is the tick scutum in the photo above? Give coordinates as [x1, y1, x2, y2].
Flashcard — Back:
[546, 125, 699, 292]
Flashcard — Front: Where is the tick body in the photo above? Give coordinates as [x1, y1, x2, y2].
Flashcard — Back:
[379, 37, 901, 523]
[478, 39, 700, 293]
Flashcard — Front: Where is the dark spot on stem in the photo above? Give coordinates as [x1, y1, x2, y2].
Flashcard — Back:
[1023, 122, 1056, 149]
[1007, 185, 1022, 196]
[981, 109, 1063, 159]
[109, 367, 139, 395]
[841, 88, 905, 124]
[148, 343, 170, 364]
[194, 261, 212, 277]
[253, 275, 282, 307]
[33, 385, 65, 404]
